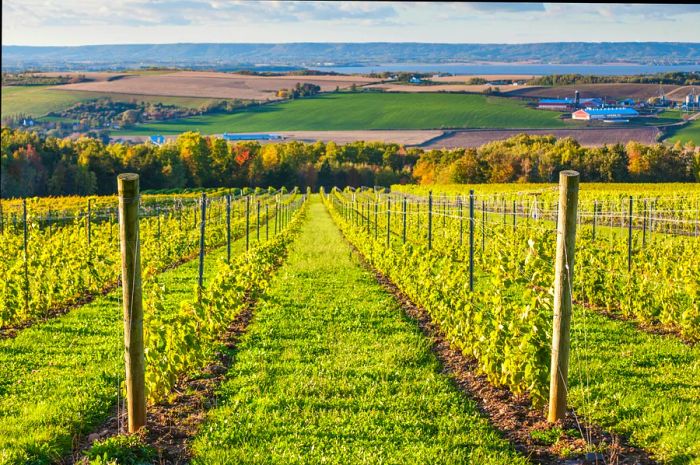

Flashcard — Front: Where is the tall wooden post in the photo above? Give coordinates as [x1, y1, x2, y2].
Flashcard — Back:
[226, 194, 231, 263]
[256, 200, 261, 242]
[548, 170, 579, 423]
[198, 193, 207, 294]
[117, 173, 146, 433]
[386, 199, 391, 247]
[469, 190, 475, 292]
[642, 200, 647, 247]
[245, 195, 250, 251]
[22, 199, 29, 315]
[428, 191, 433, 250]
[266, 204, 269, 241]
[459, 196, 463, 246]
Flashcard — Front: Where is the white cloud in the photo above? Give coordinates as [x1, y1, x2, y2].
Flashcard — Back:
[2, 1, 699, 45]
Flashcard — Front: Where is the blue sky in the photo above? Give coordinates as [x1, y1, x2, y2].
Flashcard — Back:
[2, 1, 699, 46]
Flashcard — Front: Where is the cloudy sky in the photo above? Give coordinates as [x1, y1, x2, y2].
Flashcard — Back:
[3, 1, 699, 46]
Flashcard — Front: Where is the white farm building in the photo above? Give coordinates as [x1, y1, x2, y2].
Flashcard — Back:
[572, 107, 639, 121]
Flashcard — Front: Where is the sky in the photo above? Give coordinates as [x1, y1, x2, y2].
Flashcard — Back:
[3, 1, 700, 46]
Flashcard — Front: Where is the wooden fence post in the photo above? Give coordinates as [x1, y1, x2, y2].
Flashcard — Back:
[548, 170, 579, 423]
[117, 173, 146, 433]
[198, 193, 207, 295]
[459, 195, 463, 246]
[428, 191, 433, 250]
[642, 200, 647, 247]
[226, 194, 231, 263]
[386, 198, 391, 247]
[245, 195, 250, 251]
[469, 190, 475, 292]
[22, 199, 29, 315]
[266, 204, 269, 241]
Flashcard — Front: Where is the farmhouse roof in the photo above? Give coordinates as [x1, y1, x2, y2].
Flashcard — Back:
[580, 107, 639, 116]
[539, 98, 573, 104]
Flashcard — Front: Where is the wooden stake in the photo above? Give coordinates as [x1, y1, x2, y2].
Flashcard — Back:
[22, 199, 29, 315]
[198, 193, 207, 293]
[226, 194, 231, 263]
[428, 191, 433, 250]
[548, 170, 579, 423]
[117, 173, 146, 433]
[469, 190, 475, 292]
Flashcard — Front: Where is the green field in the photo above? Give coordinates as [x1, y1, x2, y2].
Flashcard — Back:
[191, 201, 527, 464]
[117, 92, 568, 135]
[667, 118, 700, 145]
[1, 86, 227, 118]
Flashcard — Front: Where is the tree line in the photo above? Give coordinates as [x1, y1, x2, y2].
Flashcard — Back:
[529, 71, 700, 86]
[1, 129, 698, 199]
[0, 128, 417, 198]
[413, 134, 699, 184]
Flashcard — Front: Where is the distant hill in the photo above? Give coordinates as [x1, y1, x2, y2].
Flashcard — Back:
[2, 42, 700, 71]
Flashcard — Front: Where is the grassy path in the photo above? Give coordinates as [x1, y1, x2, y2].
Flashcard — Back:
[191, 200, 526, 464]
[0, 237, 249, 465]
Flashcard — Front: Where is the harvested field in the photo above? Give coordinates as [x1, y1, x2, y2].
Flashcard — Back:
[53, 71, 381, 100]
[421, 127, 661, 148]
[430, 74, 537, 82]
[364, 83, 530, 93]
[509, 83, 686, 101]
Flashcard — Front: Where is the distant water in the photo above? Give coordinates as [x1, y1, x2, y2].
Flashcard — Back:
[308, 63, 700, 76]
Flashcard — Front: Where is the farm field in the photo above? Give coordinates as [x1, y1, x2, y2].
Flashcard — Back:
[1, 185, 699, 464]
[363, 82, 528, 93]
[0, 85, 231, 118]
[666, 118, 700, 145]
[54, 70, 381, 100]
[0, 192, 306, 464]
[509, 83, 688, 101]
[324, 187, 700, 462]
[116, 92, 567, 135]
[190, 201, 528, 464]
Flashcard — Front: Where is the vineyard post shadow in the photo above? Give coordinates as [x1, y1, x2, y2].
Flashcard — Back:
[548, 170, 580, 424]
[117, 173, 146, 433]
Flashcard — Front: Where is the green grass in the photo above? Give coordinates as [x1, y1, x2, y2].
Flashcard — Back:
[191, 199, 526, 465]
[568, 310, 700, 464]
[329, 193, 700, 464]
[117, 92, 567, 135]
[1, 86, 92, 118]
[666, 118, 700, 145]
[1, 85, 228, 118]
[0, 239, 247, 465]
